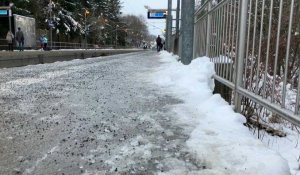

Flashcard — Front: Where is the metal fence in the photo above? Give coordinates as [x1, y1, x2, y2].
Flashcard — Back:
[0, 39, 113, 50]
[194, 0, 300, 126]
[47, 41, 96, 50]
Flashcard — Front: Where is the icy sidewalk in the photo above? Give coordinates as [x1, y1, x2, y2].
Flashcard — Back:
[0, 51, 293, 175]
[151, 51, 291, 175]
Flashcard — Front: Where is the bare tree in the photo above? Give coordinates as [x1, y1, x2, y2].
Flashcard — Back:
[120, 15, 151, 47]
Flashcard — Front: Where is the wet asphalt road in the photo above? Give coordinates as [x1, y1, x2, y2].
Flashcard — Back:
[0, 51, 202, 175]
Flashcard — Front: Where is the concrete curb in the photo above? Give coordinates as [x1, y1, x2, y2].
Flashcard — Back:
[0, 49, 143, 68]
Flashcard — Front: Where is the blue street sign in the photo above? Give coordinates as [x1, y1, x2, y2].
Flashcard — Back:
[0, 9, 8, 16]
[147, 11, 166, 19]
[152, 12, 164, 18]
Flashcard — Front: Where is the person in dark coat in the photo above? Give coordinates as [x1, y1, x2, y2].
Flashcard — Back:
[15, 27, 24, 51]
[156, 35, 162, 52]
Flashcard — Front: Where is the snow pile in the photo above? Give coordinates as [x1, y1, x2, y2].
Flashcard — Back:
[152, 51, 291, 175]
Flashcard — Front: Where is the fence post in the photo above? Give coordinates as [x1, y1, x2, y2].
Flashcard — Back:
[205, 2, 211, 56]
[234, 0, 249, 112]
[180, 0, 195, 65]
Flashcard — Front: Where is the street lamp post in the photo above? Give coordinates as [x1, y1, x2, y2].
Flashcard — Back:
[115, 24, 119, 47]
[180, 0, 195, 65]
[166, 0, 172, 51]
[48, 0, 53, 49]
[8, 3, 13, 33]
[84, 9, 89, 50]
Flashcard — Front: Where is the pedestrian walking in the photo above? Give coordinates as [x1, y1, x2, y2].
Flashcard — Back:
[156, 35, 162, 52]
[39, 35, 44, 49]
[42, 35, 48, 51]
[6, 30, 14, 51]
[15, 27, 24, 51]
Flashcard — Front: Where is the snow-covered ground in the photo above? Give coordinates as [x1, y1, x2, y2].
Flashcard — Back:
[153, 51, 299, 175]
[0, 51, 298, 174]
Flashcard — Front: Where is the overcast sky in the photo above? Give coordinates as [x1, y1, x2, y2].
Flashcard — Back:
[120, 0, 177, 37]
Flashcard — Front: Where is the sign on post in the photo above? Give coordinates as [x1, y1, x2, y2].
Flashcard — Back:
[0, 9, 8, 16]
[147, 10, 166, 19]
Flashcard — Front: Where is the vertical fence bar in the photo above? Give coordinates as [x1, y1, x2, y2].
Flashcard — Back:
[263, 0, 273, 98]
[212, 12, 215, 59]
[220, 6, 224, 76]
[229, 0, 237, 82]
[271, 0, 283, 103]
[210, 16, 213, 58]
[212, 12, 216, 59]
[217, 9, 222, 75]
[255, 0, 265, 94]
[234, 0, 249, 112]
[228, 0, 234, 81]
[206, 2, 212, 57]
[198, 21, 202, 56]
[220, 5, 226, 78]
[197, 21, 200, 56]
[226, 0, 233, 80]
[250, 0, 258, 90]
[234, 0, 240, 87]
[193, 21, 198, 58]
[244, 0, 253, 88]
[224, 0, 231, 79]
[211, 12, 215, 66]
[282, 0, 295, 108]
[223, 2, 229, 78]
[203, 19, 207, 55]
[213, 11, 217, 60]
[216, 8, 219, 72]
[227, 0, 233, 80]
[296, 72, 300, 114]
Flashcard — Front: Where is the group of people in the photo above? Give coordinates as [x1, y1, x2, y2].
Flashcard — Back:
[6, 27, 24, 51]
[5, 27, 49, 51]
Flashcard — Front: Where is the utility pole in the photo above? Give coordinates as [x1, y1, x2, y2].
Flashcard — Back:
[8, 3, 13, 33]
[115, 25, 118, 47]
[84, 9, 89, 50]
[180, 0, 195, 65]
[166, 0, 172, 51]
[49, 0, 53, 49]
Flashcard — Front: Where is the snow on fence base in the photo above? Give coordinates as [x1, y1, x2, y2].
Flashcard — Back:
[153, 52, 291, 175]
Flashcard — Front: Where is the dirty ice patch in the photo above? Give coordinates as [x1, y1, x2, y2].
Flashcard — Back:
[151, 51, 290, 175]
[104, 136, 155, 173]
